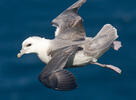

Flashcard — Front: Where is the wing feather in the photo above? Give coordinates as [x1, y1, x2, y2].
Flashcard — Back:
[38, 46, 79, 90]
[51, 0, 86, 41]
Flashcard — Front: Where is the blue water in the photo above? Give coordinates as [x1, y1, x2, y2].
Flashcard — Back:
[0, 0, 136, 100]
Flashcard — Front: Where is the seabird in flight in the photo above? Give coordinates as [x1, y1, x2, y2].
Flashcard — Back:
[17, 0, 122, 91]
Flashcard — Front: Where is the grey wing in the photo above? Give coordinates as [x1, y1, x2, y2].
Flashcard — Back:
[38, 46, 79, 91]
[51, 0, 86, 41]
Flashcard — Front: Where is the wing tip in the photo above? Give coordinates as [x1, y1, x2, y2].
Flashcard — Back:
[67, 0, 87, 11]
[38, 70, 78, 91]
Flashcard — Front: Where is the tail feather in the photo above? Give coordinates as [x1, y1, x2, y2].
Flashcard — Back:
[95, 24, 118, 38]
[88, 24, 119, 58]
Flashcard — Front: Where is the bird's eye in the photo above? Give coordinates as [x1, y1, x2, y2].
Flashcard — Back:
[26, 43, 32, 47]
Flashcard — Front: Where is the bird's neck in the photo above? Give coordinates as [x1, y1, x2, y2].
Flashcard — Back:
[36, 38, 51, 63]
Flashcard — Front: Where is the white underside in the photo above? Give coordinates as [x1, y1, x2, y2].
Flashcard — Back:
[37, 39, 95, 67]
[72, 51, 94, 66]
[38, 50, 94, 67]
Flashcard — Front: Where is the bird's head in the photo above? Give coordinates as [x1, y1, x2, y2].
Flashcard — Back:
[17, 36, 46, 58]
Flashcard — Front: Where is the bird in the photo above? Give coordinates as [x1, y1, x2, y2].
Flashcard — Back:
[17, 0, 122, 91]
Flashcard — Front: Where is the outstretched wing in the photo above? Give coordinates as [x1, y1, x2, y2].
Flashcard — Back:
[38, 46, 79, 91]
[51, 0, 86, 41]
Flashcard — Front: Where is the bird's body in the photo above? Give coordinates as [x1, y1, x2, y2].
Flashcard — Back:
[28, 37, 95, 67]
[18, 0, 122, 91]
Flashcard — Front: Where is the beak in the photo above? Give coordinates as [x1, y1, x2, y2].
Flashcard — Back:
[17, 53, 22, 58]
[17, 49, 24, 58]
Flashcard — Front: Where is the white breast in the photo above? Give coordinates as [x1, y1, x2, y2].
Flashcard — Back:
[37, 39, 52, 64]
[38, 53, 51, 64]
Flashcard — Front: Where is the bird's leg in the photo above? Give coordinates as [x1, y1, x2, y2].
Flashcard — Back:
[111, 41, 122, 51]
[91, 62, 122, 74]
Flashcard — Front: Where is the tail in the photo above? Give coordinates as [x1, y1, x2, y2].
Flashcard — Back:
[89, 24, 118, 58]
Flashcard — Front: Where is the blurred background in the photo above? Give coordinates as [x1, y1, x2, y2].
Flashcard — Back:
[0, 0, 136, 100]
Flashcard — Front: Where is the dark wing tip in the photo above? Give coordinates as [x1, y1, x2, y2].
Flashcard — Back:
[38, 70, 77, 91]
[67, 0, 87, 11]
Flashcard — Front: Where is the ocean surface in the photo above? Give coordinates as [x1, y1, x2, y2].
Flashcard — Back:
[0, 0, 136, 100]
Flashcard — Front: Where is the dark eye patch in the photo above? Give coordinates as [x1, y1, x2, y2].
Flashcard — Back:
[26, 43, 32, 47]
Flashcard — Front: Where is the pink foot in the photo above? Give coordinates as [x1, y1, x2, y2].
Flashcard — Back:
[112, 41, 122, 51]
[106, 65, 122, 74]
[92, 62, 122, 74]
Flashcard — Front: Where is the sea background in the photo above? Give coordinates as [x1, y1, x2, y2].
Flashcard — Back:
[0, 0, 136, 100]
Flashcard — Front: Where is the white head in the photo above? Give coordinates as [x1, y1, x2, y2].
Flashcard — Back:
[17, 36, 48, 58]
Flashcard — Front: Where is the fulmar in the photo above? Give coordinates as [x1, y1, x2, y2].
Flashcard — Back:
[17, 0, 122, 91]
